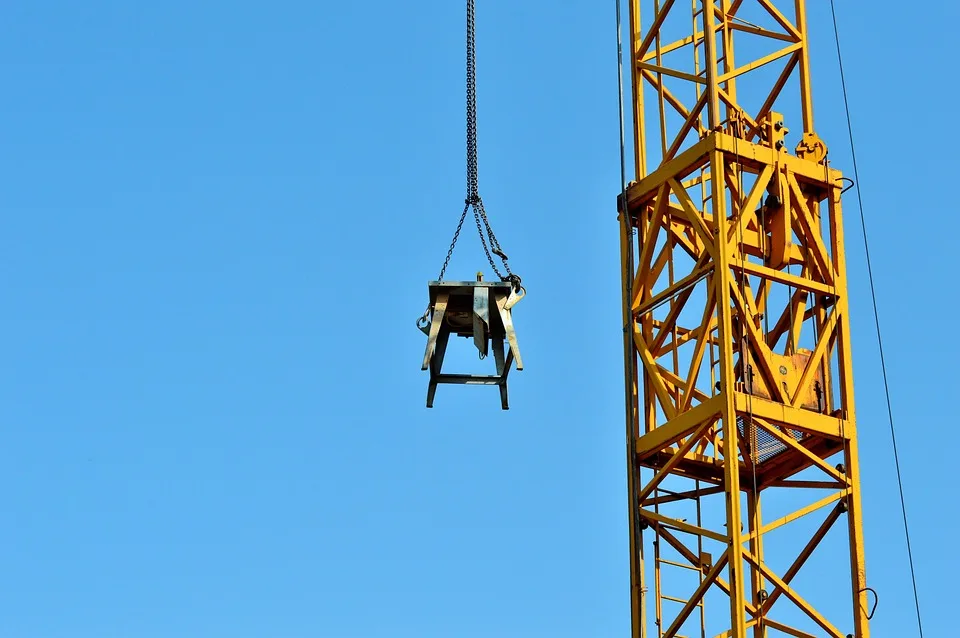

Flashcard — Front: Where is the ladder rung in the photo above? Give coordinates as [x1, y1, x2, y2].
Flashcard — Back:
[654, 487, 704, 501]
[657, 558, 702, 571]
[662, 594, 704, 607]
[698, 60, 724, 76]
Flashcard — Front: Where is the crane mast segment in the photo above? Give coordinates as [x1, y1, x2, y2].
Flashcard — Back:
[618, 1, 870, 636]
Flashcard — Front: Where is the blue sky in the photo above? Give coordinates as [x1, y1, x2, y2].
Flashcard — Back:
[0, 1, 955, 636]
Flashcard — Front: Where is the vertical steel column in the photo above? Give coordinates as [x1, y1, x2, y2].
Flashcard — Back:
[702, 1, 722, 130]
[829, 186, 871, 637]
[711, 150, 749, 638]
[794, 0, 815, 133]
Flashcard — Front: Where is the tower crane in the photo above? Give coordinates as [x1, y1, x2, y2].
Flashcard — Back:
[616, 1, 873, 636]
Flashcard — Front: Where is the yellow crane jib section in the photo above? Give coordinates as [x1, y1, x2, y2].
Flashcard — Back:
[617, 1, 871, 637]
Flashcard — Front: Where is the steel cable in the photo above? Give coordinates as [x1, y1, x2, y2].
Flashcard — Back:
[829, 2, 924, 634]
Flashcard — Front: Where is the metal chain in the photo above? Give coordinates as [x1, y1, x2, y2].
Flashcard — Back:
[437, 202, 469, 282]
[466, 0, 478, 203]
[436, 0, 519, 290]
[473, 196, 512, 280]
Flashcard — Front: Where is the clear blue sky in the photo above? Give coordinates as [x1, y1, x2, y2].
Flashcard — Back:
[0, 2, 954, 636]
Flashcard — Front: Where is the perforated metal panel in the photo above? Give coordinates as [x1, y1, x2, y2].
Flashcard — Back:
[737, 416, 806, 464]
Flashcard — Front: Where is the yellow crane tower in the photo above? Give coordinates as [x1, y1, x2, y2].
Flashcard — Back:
[616, 2, 871, 636]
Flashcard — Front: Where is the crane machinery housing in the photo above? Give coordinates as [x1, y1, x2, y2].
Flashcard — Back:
[616, 1, 873, 636]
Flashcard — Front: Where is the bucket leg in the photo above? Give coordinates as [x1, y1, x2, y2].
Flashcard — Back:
[427, 330, 449, 409]
[495, 292, 523, 370]
[421, 294, 449, 371]
[493, 337, 509, 410]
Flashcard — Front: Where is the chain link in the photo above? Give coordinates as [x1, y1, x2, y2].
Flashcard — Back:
[437, 202, 469, 282]
[466, 0, 478, 203]
[435, 0, 520, 291]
